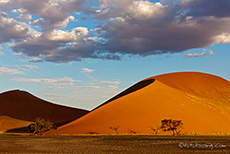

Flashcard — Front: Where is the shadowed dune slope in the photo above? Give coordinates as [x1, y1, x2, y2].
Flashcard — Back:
[0, 90, 89, 125]
[0, 116, 31, 133]
[92, 79, 155, 111]
[47, 72, 230, 135]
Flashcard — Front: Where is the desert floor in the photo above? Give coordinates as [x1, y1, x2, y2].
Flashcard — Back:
[0, 134, 229, 153]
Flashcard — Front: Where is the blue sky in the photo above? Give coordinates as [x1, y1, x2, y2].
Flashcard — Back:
[0, 0, 230, 110]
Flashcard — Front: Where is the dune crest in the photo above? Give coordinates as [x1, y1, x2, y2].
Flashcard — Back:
[47, 72, 230, 135]
[0, 90, 89, 127]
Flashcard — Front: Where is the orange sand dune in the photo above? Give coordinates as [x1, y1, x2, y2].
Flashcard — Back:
[47, 72, 230, 135]
[0, 90, 89, 126]
[0, 116, 31, 133]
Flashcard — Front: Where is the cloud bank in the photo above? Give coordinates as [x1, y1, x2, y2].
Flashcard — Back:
[0, 0, 229, 62]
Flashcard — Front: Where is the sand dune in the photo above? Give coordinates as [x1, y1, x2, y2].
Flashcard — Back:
[0, 116, 31, 133]
[47, 72, 230, 135]
[0, 90, 89, 126]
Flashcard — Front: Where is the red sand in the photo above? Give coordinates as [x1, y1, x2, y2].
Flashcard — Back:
[47, 72, 230, 135]
[0, 116, 31, 132]
[0, 90, 89, 126]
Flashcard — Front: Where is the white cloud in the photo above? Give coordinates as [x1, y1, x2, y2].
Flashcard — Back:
[87, 80, 121, 90]
[186, 52, 206, 57]
[42, 93, 67, 98]
[13, 52, 24, 56]
[21, 65, 39, 69]
[86, 79, 121, 91]
[11, 8, 32, 21]
[0, 67, 24, 75]
[70, 85, 100, 89]
[208, 50, 214, 55]
[19, 13, 32, 21]
[107, 85, 118, 89]
[46, 29, 77, 42]
[128, 1, 166, 20]
[33, 15, 75, 29]
[13, 76, 82, 89]
[215, 33, 230, 44]
[24, 58, 43, 62]
[97, 81, 121, 85]
[9, 0, 88, 30]
[82, 68, 95, 73]
[46, 27, 88, 42]
[18, 65, 39, 71]
[73, 27, 89, 36]
[0, 0, 9, 3]
[44, 85, 65, 89]
[12, 8, 27, 14]
[186, 50, 214, 58]
[13, 77, 81, 87]
[53, 15, 75, 29]
[12, 25, 92, 62]
[0, 12, 31, 43]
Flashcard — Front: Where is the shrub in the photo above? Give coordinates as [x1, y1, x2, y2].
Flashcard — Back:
[128, 129, 137, 134]
[25, 118, 57, 135]
[149, 126, 160, 135]
[109, 126, 121, 134]
[88, 131, 100, 134]
[160, 119, 183, 136]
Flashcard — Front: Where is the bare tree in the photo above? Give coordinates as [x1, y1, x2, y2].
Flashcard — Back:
[149, 125, 160, 135]
[128, 129, 137, 134]
[109, 126, 121, 134]
[160, 119, 183, 136]
[25, 118, 57, 135]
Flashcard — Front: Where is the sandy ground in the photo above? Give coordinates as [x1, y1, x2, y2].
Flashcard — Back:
[0, 134, 229, 153]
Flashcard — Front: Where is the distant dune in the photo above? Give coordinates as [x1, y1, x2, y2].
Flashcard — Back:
[0, 90, 89, 128]
[47, 72, 230, 135]
[0, 116, 31, 133]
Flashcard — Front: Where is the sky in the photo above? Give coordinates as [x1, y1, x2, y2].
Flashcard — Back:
[0, 0, 230, 110]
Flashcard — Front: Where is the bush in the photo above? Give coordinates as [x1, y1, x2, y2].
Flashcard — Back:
[149, 126, 160, 135]
[160, 119, 183, 136]
[109, 126, 121, 134]
[88, 131, 100, 134]
[128, 129, 137, 134]
[25, 118, 57, 135]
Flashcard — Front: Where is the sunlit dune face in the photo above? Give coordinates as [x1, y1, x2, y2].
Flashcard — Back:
[0, 116, 31, 132]
[47, 72, 230, 135]
[152, 72, 230, 101]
